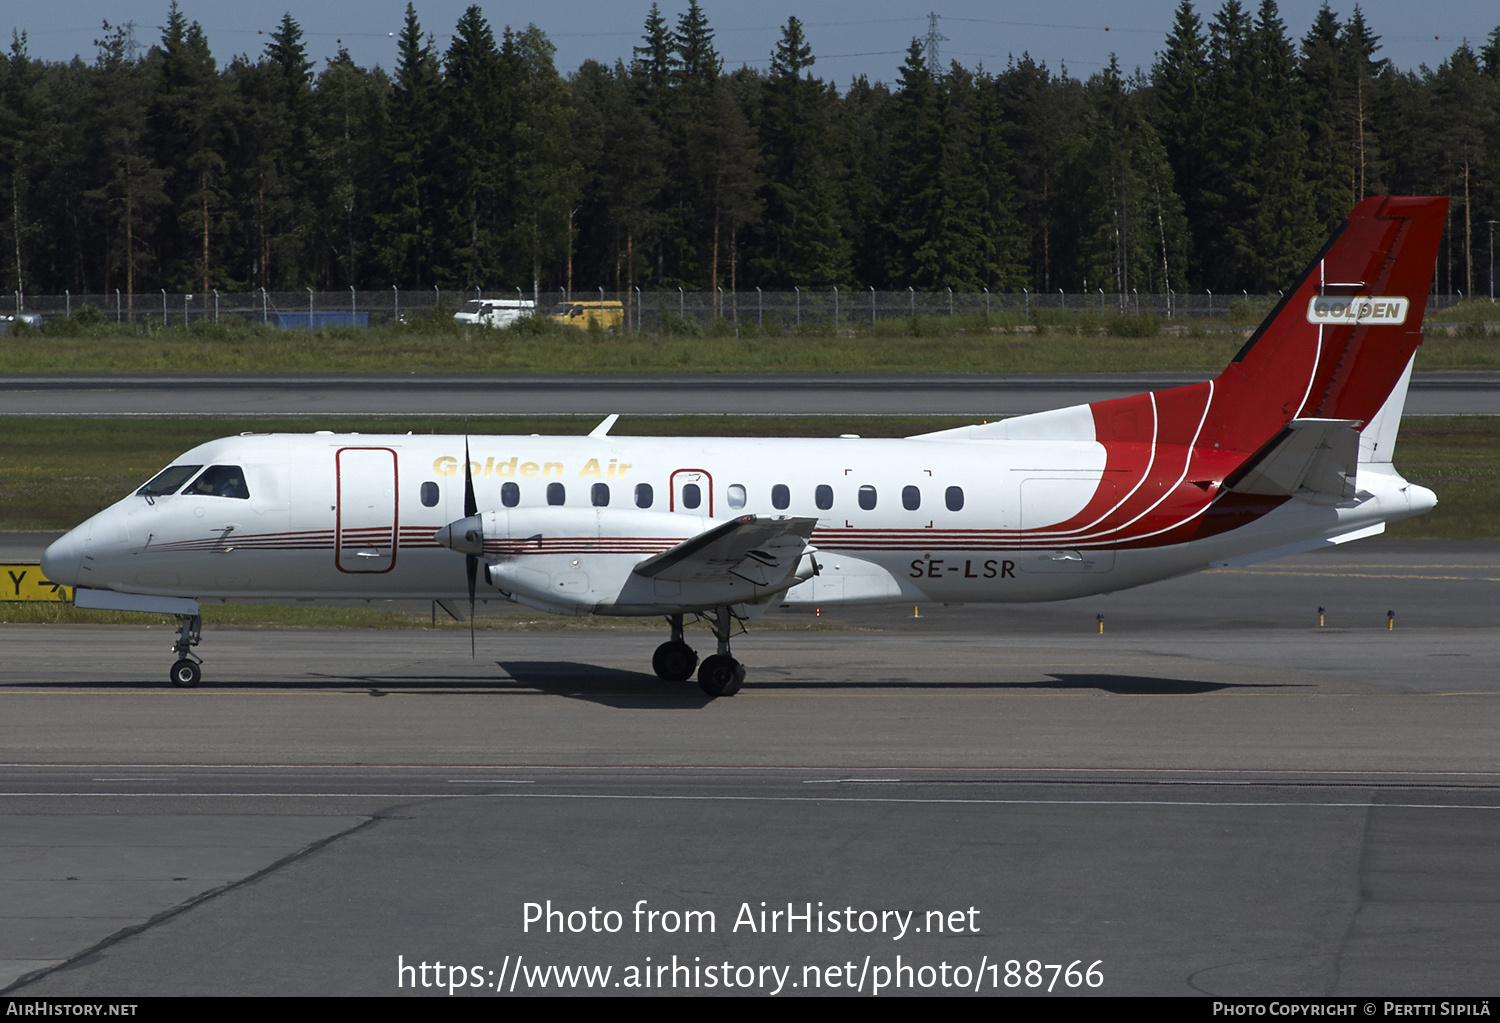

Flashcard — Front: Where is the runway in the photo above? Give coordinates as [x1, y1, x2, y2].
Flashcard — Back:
[3, 371, 1500, 417]
[2, 539, 1498, 996]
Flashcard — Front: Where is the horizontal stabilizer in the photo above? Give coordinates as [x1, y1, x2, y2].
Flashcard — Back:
[633, 515, 817, 586]
[1226, 418, 1361, 500]
[1211, 523, 1385, 568]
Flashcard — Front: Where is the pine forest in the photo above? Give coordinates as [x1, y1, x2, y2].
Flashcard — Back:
[1, 1, 1498, 304]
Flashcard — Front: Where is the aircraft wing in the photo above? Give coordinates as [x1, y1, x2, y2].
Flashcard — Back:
[632, 515, 818, 587]
[1225, 418, 1362, 500]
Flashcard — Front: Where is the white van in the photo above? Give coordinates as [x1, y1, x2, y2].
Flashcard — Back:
[453, 298, 534, 328]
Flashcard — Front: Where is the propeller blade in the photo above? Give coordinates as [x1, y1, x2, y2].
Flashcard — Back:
[464, 436, 478, 518]
[467, 552, 477, 658]
[464, 435, 478, 656]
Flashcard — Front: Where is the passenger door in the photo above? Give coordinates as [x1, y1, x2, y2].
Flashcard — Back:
[336, 447, 398, 573]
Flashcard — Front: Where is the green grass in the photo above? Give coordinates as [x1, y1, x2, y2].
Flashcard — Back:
[1385, 416, 1500, 539]
[1, 415, 1495, 539]
[4, 298, 1493, 372]
[0, 320, 1252, 374]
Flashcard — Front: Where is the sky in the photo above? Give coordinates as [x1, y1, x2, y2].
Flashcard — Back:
[8, 1, 1499, 87]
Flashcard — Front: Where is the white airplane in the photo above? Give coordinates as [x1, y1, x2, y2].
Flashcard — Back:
[42, 196, 1447, 695]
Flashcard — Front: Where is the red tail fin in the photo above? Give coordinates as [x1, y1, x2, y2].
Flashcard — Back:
[1208, 195, 1447, 452]
[1090, 196, 1447, 459]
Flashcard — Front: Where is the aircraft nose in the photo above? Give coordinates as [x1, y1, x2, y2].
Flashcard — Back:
[41, 530, 85, 588]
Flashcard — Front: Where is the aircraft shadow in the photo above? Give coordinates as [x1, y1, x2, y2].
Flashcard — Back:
[712, 673, 1305, 695]
[4, 668, 1306, 702]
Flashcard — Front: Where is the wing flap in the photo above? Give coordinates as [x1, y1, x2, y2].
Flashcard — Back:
[633, 515, 818, 586]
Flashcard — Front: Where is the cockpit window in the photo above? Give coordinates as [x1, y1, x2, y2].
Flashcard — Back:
[137, 465, 203, 497]
[183, 465, 250, 499]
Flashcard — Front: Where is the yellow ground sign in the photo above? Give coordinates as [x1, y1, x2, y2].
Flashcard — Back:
[1, 564, 72, 602]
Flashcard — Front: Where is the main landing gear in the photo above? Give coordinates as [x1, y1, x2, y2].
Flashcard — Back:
[652, 614, 699, 682]
[651, 609, 745, 697]
[170, 613, 203, 688]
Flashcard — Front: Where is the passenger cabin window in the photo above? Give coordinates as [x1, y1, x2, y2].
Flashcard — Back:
[184, 465, 249, 500]
[858, 485, 877, 510]
[420, 482, 440, 507]
[681, 483, 702, 510]
[726, 484, 747, 509]
[137, 464, 202, 497]
[771, 484, 790, 510]
[591, 483, 610, 507]
[815, 485, 834, 511]
[547, 483, 566, 506]
[902, 485, 921, 511]
[635, 483, 654, 509]
[945, 486, 965, 512]
[501, 482, 520, 507]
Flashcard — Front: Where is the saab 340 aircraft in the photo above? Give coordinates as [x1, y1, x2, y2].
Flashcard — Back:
[43, 196, 1447, 696]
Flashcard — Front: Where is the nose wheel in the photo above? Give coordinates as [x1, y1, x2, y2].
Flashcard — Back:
[170, 658, 201, 688]
[170, 614, 203, 688]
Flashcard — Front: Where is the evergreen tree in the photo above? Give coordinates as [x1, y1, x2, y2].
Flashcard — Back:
[883, 44, 997, 289]
[883, 41, 944, 286]
[754, 17, 851, 286]
[0, 33, 41, 298]
[309, 50, 386, 288]
[632, 3, 672, 96]
[500, 24, 578, 296]
[228, 14, 316, 290]
[154, 4, 233, 292]
[1065, 59, 1189, 298]
[567, 60, 664, 294]
[963, 70, 1028, 290]
[1249, 0, 1319, 286]
[266, 13, 313, 93]
[1195, 0, 1318, 290]
[1300, 4, 1353, 233]
[1152, 0, 1212, 287]
[671, 1, 720, 90]
[1200, 0, 1259, 288]
[1340, 7, 1385, 198]
[995, 54, 1085, 290]
[437, 5, 505, 288]
[1423, 44, 1498, 295]
[85, 22, 169, 303]
[836, 74, 893, 288]
[374, 3, 443, 288]
[645, 0, 758, 289]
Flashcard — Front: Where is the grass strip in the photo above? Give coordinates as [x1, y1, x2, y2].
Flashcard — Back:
[1, 299, 1493, 373]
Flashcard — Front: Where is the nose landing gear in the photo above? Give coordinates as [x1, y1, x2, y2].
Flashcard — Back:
[170, 614, 203, 688]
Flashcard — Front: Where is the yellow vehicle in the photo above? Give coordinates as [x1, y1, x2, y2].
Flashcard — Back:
[550, 300, 624, 332]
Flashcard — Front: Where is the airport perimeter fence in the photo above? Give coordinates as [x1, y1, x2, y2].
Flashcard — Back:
[5, 286, 1483, 331]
